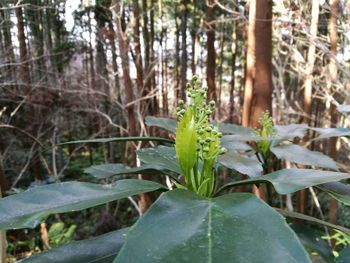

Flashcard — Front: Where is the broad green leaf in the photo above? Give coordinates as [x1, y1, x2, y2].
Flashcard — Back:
[274, 124, 308, 138]
[218, 169, 350, 195]
[271, 144, 338, 170]
[218, 152, 262, 177]
[137, 146, 182, 175]
[222, 134, 283, 142]
[114, 189, 310, 263]
[19, 228, 128, 263]
[291, 224, 333, 263]
[0, 179, 165, 229]
[214, 122, 253, 135]
[337, 246, 350, 263]
[220, 138, 253, 152]
[276, 209, 350, 235]
[85, 163, 178, 180]
[175, 109, 197, 177]
[317, 182, 350, 205]
[311, 128, 350, 140]
[58, 136, 174, 146]
[145, 116, 177, 133]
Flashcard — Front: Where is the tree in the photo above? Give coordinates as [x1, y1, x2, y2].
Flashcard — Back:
[241, 0, 273, 199]
[206, 0, 216, 103]
[242, 0, 273, 129]
[328, 0, 339, 227]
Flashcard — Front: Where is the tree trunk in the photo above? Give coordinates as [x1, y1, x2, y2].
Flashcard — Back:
[242, 0, 273, 200]
[112, 0, 151, 213]
[16, 5, 30, 94]
[242, 0, 273, 128]
[298, 0, 320, 215]
[229, 18, 237, 123]
[132, 0, 144, 113]
[207, 0, 216, 103]
[180, 0, 188, 101]
[328, 0, 339, 228]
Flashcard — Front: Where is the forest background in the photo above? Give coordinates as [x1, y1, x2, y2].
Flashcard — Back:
[1, 0, 350, 261]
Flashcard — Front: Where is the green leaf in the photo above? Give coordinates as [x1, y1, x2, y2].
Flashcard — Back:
[19, 228, 128, 263]
[145, 116, 177, 133]
[137, 146, 182, 175]
[220, 138, 253, 152]
[317, 182, 350, 205]
[58, 136, 174, 146]
[214, 122, 253, 135]
[276, 209, 350, 236]
[274, 124, 308, 138]
[85, 163, 178, 180]
[271, 144, 338, 170]
[291, 224, 333, 263]
[336, 246, 350, 263]
[114, 189, 311, 263]
[218, 169, 350, 195]
[311, 128, 350, 140]
[222, 134, 282, 142]
[218, 152, 262, 177]
[0, 179, 165, 229]
[175, 109, 197, 179]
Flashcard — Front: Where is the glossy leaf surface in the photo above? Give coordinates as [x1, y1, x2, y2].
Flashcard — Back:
[271, 144, 338, 170]
[115, 189, 310, 263]
[219, 169, 350, 195]
[218, 151, 262, 177]
[336, 246, 350, 263]
[145, 116, 177, 133]
[85, 163, 177, 179]
[137, 146, 182, 175]
[0, 179, 165, 229]
[19, 228, 128, 263]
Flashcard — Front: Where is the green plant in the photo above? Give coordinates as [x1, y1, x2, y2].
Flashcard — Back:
[48, 222, 76, 248]
[3, 77, 350, 262]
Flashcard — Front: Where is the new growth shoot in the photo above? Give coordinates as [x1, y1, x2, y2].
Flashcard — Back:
[253, 111, 276, 170]
[175, 76, 226, 197]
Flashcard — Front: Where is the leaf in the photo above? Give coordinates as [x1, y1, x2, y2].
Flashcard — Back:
[218, 169, 350, 195]
[114, 189, 311, 263]
[336, 246, 350, 263]
[317, 182, 350, 205]
[274, 124, 308, 138]
[311, 128, 350, 140]
[19, 228, 128, 263]
[218, 152, 262, 177]
[0, 179, 165, 229]
[58, 136, 174, 146]
[85, 164, 128, 179]
[214, 122, 253, 135]
[276, 209, 350, 236]
[175, 109, 197, 178]
[145, 116, 177, 133]
[291, 224, 333, 263]
[220, 138, 253, 152]
[271, 144, 338, 170]
[85, 163, 178, 180]
[137, 146, 182, 175]
[222, 134, 283, 142]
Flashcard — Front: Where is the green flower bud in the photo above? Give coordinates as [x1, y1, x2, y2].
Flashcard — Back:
[219, 147, 227, 155]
